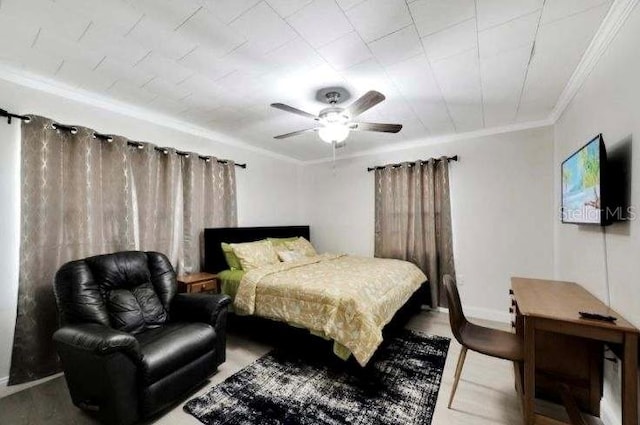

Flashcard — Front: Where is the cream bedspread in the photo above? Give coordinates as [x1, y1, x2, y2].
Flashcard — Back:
[233, 254, 426, 366]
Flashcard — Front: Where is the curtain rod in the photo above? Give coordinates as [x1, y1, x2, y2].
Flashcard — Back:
[367, 155, 458, 172]
[0, 109, 31, 124]
[93, 132, 247, 168]
[1, 108, 247, 169]
[55, 124, 246, 169]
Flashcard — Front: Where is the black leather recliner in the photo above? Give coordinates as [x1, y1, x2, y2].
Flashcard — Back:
[52, 251, 231, 425]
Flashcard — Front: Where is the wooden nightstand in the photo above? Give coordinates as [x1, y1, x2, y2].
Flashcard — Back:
[177, 272, 220, 294]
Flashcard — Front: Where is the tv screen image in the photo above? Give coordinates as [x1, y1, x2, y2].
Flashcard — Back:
[561, 135, 604, 224]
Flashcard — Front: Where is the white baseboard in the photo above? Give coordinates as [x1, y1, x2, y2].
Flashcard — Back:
[436, 306, 511, 324]
[0, 375, 7, 387]
[601, 397, 622, 425]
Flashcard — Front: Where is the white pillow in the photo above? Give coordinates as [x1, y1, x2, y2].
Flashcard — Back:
[284, 237, 317, 257]
[277, 250, 306, 263]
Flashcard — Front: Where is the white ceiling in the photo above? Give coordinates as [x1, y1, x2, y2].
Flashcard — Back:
[0, 0, 613, 160]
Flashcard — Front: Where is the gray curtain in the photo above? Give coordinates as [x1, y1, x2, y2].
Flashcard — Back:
[10, 115, 237, 384]
[374, 158, 455, 308]
[129, 144, 185, 269]
[182, 154, 237, 273]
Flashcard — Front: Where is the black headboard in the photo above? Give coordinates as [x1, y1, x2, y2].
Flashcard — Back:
[203, 226, 311, 273]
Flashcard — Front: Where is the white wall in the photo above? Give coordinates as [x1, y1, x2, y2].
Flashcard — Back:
[0, 78, 304, 389]
[0, 119, 20, 391]
[554, 5, 640, 424]
[302, 126, 556, 320]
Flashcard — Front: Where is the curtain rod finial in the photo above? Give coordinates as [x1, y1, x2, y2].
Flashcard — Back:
[0, 108, 31, 124]
[0, 109, 10, 124]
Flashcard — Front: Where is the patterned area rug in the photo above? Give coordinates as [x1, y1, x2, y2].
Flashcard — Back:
[184, 330, 450, 425]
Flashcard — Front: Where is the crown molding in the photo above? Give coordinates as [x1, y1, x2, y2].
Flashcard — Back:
[549, 0, 639, 123]
[0, 64, 303, 165]
[303, 118, 553, 165]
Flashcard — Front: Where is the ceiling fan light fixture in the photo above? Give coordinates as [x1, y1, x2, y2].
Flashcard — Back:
[319, 123, 349, 144]
[271, 90, 401, 142]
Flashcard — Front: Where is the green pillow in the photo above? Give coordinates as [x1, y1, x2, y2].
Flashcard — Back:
[221, 242, 242, 270]
[267, 237, 300, 249]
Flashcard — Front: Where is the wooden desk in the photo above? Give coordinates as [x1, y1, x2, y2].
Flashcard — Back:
[511, 277, 638, 425]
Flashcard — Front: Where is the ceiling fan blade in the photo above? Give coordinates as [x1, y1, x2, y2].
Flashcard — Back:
[345, 91, 386, 118]
[274, 128, 319, 139]
[351, 122, 402, 133]
[271, 103, 318, 120]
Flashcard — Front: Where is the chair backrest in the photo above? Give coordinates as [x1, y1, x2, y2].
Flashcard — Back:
[54, 251, 177, 334]
[443, 275, 469, 344]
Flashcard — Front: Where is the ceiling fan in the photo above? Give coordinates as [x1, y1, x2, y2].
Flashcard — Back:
[270, 90, 402, 147]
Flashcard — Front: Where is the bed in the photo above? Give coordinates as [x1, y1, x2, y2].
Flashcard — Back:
[203, 226, 428, 366]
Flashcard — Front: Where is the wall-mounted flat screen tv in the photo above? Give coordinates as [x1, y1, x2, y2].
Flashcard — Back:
[561, 134, 606, 225]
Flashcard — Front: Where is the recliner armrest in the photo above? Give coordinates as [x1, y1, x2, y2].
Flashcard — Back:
[171, 293, 231, 326]
[53, 323, 141, 362]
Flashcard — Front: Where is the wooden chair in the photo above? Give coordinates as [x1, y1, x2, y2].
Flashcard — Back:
[443, 275, 524, 408]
